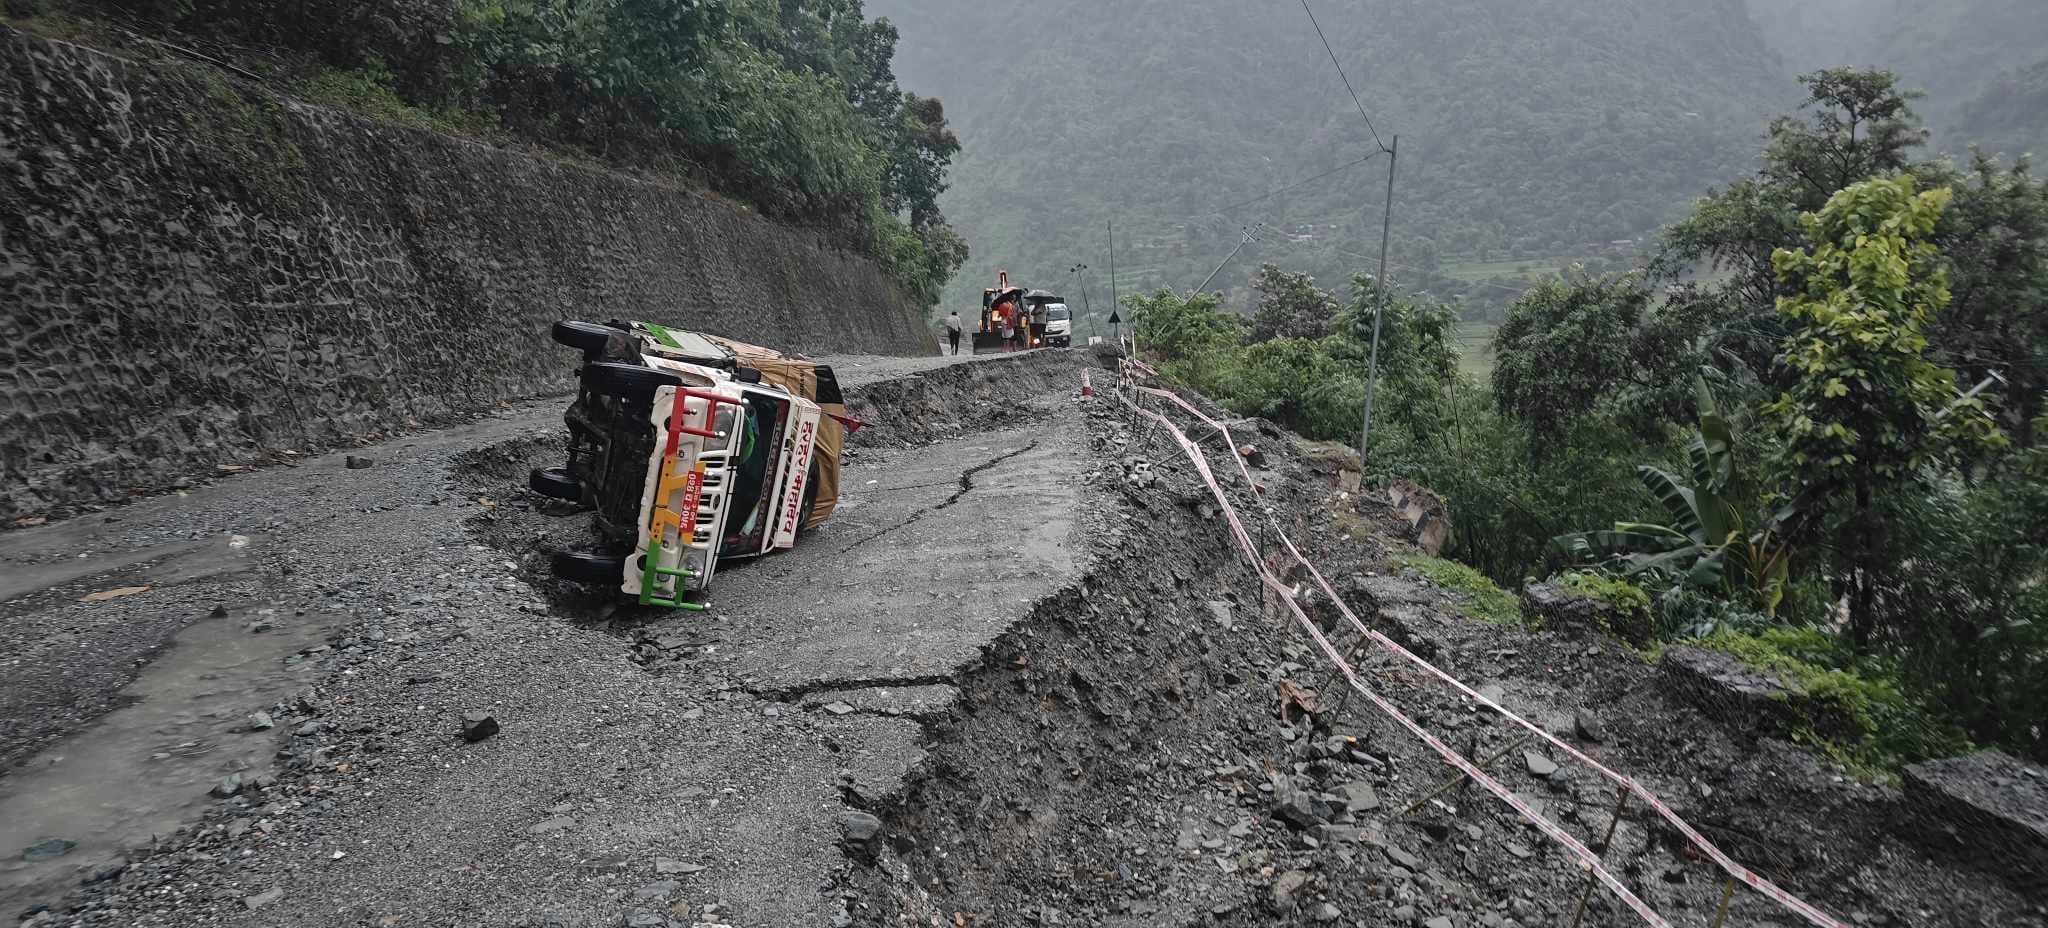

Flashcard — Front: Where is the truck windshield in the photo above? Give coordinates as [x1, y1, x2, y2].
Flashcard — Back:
[1049, 307, 1070, 321]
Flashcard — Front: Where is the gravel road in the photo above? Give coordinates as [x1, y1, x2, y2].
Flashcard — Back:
[0, 349, 1087, 926]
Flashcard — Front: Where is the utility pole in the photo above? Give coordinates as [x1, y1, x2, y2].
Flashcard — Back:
[1196, 223, 1266, 294]
[1359, 135, 1398, 465]
[1070, 263, 1095, 342]
[1108, 219, 1122, 354]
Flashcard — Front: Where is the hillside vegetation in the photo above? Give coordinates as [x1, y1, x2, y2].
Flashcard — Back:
[1126, 68, 2048, 767]
[871, 0, 1790, 315]
[3, 0, 968, 304]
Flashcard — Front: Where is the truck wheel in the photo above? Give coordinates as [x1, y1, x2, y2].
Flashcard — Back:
[528, 466, 581, 501]
[582, 361, 681, 401]
[552, 320, 625, 354]
[550, 550, 625, 586]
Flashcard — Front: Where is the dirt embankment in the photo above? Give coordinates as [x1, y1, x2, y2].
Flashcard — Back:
[842, 384, 2047, 927]
[0, 25, 933, 524]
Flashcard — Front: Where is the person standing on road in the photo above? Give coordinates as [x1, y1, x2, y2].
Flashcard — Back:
[945, 310, 963, 355]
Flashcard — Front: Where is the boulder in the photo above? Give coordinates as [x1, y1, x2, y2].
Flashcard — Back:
[1519, 581, 1650, 647]
[1657, 646, 1853, 740]
[1385, 479, 1449, 556]
[1900, 751, 2047, 892]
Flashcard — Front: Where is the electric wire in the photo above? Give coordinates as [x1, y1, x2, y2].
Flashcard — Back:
[1300, 0, 1390, 153]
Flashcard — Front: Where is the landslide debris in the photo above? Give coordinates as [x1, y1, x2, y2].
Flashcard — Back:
[841, 383, 2048, 928]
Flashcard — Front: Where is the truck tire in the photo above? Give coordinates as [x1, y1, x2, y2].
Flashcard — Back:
[550, 550, 626, 586]
[528, 466, 581, 501]
[582, 361, 681, 401]
[552, 320, 625, 354]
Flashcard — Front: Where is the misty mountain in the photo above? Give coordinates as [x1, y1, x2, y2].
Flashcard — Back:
[869, 0, 1792, 314]
[1746, 0, 2048, 150]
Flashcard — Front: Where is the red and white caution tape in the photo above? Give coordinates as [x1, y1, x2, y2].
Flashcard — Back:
[1118, 389, 1670, 927]
[1119, 381, 1853, 928]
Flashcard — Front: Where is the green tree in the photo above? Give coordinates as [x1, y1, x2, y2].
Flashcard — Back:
[1762, 69, 1928, 207]
[1491, 271, 1654, 457]
[1764, 175, 2004, 646]
[883, 94, 961, 230]
[1246, 264, 1339, 343]
[1929, 154, 2048, 447]
[1331, 276, 1459, 410]
[1662, 68, 1927, 320]
[1126, 289, 1241, 362]
[1211, 337, 1361, 440]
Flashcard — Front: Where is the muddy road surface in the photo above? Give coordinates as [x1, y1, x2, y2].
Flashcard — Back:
[0, 351, 1087, 926]
[4, 348, 2041, 928]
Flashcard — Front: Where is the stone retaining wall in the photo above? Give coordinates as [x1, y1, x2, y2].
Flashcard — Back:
[0, 27, 934, 520]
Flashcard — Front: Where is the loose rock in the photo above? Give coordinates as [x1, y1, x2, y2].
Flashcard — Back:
[1572, 709, 1606, 743]
[840, 811, 883, 845]
[1269, 868, 1311, 912]
[85, 858, 128, 883]
[632, 880, 680, 901]
[527, 816, 575, 835]
[461, 710, 500, 742]
[244, 888, 283, 909]
[345, 455, 375, 470]
[1336, 780, 1381, 812]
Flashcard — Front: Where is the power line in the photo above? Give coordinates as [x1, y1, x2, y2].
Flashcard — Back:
[1194, 224, 1269, 293]
[1117, 151, 1387, 235]
[1300, 0, 1390, 154]
[1207, 152, 1385, 218]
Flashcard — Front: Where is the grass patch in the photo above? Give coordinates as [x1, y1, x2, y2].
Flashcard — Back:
[1454, 321, 1497, 378]
[297, 67, 496, 137]
[1439, 256, 1574, 282]
[1694, 626, 1972, 775]
[1396, 553, 1521, 624]
[184, 67, 311, 211]
[1555, 570, 1650, 614]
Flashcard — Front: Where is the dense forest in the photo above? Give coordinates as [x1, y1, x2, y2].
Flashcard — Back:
[2, 0, 968, 304]
[875, 0, 2048, 327]
[870, 0, 1794, 319]
[1125, 67, 2048, 769]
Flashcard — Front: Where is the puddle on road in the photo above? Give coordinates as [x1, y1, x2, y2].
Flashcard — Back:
[0, 602, 333, 916]
[0, 534, 262, 605]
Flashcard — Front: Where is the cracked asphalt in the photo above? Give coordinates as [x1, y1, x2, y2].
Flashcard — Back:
[0, 350, 1086, 926]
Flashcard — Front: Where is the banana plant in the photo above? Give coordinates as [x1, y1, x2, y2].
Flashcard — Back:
[1552, 379, 1796, 615]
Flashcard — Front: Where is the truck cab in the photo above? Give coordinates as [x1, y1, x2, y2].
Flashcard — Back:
[535, 320, 841, 610]
[1042, 302, 1073, 347]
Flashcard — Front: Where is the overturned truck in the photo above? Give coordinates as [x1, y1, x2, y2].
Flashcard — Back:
[532, 320, 850, 609]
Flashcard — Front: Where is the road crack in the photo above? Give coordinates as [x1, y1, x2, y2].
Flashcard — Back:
[833, 441, 1040, 554]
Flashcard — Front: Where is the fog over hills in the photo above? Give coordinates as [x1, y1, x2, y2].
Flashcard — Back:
[870, 0, 2046, 314]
